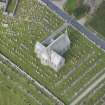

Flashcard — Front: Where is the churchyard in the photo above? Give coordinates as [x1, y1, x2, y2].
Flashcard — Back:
[0, 0, 105, 105]
[0, 57, 56, 105]
[77, 78, 105, 105]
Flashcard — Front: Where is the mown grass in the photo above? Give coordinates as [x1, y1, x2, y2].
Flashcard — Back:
[87, 1, 105, 37]
[64, 0, 77, 13]
[64, 0, 89, 18]
[7, 0, 16, 13]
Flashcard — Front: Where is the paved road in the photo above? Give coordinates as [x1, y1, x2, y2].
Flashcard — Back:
[41, 0, 105, 50]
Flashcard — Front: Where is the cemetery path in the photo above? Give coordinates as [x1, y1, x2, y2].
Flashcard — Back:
[70, 69, 105, 105]
[0, 52, 65, 105]
[41, 0, 105, 51]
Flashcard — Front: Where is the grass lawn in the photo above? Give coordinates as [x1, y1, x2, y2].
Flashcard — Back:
[64, 0, 89, 18]
[64, 0, 77, 13]
[7, 0, 16, 13]
[87, 1, 105, 37]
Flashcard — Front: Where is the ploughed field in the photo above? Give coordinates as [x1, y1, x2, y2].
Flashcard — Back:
[0, 0, 105, 105]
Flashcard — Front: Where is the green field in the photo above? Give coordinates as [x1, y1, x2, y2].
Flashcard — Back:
[64, 0, 89, 18]
[7, 0, 16, 13]
[0, 0, 105, 105]
[64, 0, 77, 13]
[87, 1, 105, 37]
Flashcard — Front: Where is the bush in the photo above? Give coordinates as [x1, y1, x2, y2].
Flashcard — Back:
[73, 4, 90, 18]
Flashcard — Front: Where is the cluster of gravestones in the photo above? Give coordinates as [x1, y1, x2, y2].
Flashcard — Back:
[0, 24, 57, 86]
[55, 51, 103, 102]
[0, 60, 45, 105]
[0, 0, 68, 95]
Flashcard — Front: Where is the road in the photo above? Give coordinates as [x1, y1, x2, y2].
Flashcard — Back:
[41, 0, 105, 50]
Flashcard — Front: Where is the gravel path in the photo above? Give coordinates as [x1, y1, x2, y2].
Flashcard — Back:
[70, 69, 105, 105]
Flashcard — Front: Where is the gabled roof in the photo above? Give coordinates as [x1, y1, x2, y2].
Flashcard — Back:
[47, 33, 70, 55]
